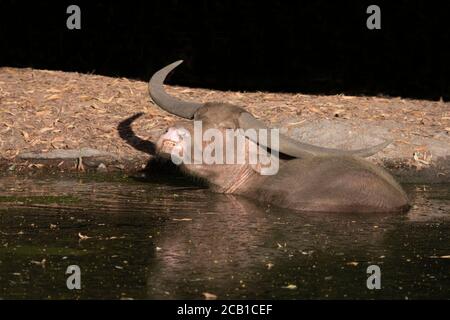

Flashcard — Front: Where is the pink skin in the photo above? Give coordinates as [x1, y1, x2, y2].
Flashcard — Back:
[157, 126, 189, 162]
[156, 123, 272, 193]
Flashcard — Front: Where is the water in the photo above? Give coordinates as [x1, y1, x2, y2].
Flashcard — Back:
[0, 174, 449, 299]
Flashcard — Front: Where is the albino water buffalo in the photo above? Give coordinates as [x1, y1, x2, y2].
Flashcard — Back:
[149, 61, 410, 213]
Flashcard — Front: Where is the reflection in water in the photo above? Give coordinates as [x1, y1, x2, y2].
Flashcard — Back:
[0, 175, 449, 299]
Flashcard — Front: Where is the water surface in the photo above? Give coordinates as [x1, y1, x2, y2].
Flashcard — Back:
[0, 174, 449, 299]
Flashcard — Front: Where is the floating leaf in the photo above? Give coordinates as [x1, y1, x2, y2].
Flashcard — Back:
[202, 292, 218, 300]
[78, 232, 91, 240]
[282, 284, 297, 290]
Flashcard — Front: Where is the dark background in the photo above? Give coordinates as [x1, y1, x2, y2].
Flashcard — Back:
[0, 0, 449, 100]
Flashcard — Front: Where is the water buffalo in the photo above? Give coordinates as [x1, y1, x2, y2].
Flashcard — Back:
[148, 61, 410, 213]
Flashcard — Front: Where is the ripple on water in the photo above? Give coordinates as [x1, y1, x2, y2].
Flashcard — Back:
[0, 176, 449, 299]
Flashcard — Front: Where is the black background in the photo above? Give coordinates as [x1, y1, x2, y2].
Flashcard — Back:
[0, 300, 440, 319]
[1, 0, 449, 100]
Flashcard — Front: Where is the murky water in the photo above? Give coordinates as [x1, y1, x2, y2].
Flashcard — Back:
[0, 173, 449, 299]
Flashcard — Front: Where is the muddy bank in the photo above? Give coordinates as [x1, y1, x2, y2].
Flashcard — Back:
[1, 67, 450, 182]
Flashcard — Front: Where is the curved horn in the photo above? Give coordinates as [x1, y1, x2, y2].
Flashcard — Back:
[238, 112, 391, 158]
[149, 60, 203, 119]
